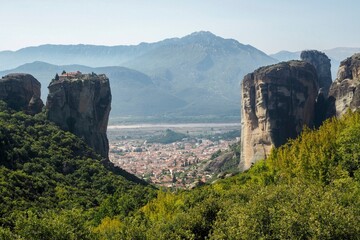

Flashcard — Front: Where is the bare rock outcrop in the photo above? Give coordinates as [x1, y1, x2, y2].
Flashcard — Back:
[240, 61, 318, 171]
[300, 50, 333, 127]
[328, 53, 360, 117]
[300, 50, 332, 96]
[46, 72, 111, 159]
[0, 73, 44, 115]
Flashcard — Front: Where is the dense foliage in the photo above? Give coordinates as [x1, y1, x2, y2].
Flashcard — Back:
[0, 102, 156, 239]
[111, 111, 360, 239]
[1, 100, 360, 239]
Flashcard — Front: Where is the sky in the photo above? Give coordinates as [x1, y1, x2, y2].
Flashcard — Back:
[0, 0, 359, 54]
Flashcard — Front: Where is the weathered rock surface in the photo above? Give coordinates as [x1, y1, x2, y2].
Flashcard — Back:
[240, 61, 318, 171]
[46, 72, 111, 159]
[300, 50, 333, 127]
[328, 53, 360, 117]
[0, 73, 44, 115]
[300, 50, 332, 96]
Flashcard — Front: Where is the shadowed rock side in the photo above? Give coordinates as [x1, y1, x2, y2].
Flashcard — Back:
[328, 53, 360, 117]
[46, 72, 111, 159]
[240, 61, 318, 171]
[300, 50, 333, 127]
[0, 73, 44, 115]
[300, 50, 332, 95]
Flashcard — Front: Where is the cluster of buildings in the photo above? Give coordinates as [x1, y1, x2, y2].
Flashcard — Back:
[59, 71, 82, 80]
[109, 137, 237, 188]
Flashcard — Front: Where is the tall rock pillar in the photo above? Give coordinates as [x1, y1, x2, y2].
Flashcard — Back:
[300, 50, 333, 127]
[240, 61, 318, 171]
[300, 50, 332, 96]
[46, 72, 111, 159]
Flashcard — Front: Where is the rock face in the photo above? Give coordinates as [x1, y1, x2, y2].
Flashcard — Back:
[328, 53, 360, 116]
[300, 50, 332, 96]
[46, 72, 111, 159]
[300, 50, 333, 127]
[0, 73, 44, 115]
[240, 61, 318, 171]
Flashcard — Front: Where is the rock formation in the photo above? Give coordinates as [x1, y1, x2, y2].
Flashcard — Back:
[300, 50, 332, 95]
[328, 53, 360, 116]
[46, 72, 111, 159]
[300, 50, 333, 127]
[240, 61, 318, 171]
[0, 73, 44, 115]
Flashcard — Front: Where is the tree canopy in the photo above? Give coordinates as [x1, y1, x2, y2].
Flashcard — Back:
[1, 100, 359, 239]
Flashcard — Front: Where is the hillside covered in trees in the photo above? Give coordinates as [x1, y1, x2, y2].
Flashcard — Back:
[1, 100, 359, 239]
[0, 101, 156, 239]
[109, 111, 360, 239]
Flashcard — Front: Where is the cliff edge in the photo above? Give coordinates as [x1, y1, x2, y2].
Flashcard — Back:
[46, 72, 111, 159]
[240, 61, 318, 171]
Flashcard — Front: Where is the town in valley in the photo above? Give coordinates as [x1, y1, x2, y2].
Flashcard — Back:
[108, 123, 240, 188]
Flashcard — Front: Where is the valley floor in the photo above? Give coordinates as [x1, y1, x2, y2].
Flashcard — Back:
[107, 123, 240, 187]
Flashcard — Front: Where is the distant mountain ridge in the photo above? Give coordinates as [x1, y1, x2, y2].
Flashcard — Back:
[0, 31, 273, 71]
[0, 31, 278, 120]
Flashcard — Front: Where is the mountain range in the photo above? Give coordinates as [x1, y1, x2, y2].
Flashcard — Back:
[0, 32, 277, 120]
[0, 31, 359, 121]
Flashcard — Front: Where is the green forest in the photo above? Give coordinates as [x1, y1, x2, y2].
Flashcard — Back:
[1, 101, 360, 239]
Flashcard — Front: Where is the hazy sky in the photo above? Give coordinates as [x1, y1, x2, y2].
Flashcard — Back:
[1, 0, 359, 54]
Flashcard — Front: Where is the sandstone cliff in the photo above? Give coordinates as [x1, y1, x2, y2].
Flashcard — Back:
[46, 72, 111, 159]
[0, 73, 44, 115]
[300, 50, 332, 95]
[328, 53, 360, 117]
[300, 50, 333, 127]
[240, 61, 318, 171]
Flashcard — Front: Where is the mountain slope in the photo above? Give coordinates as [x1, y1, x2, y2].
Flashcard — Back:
[123, 32, 277, 116]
